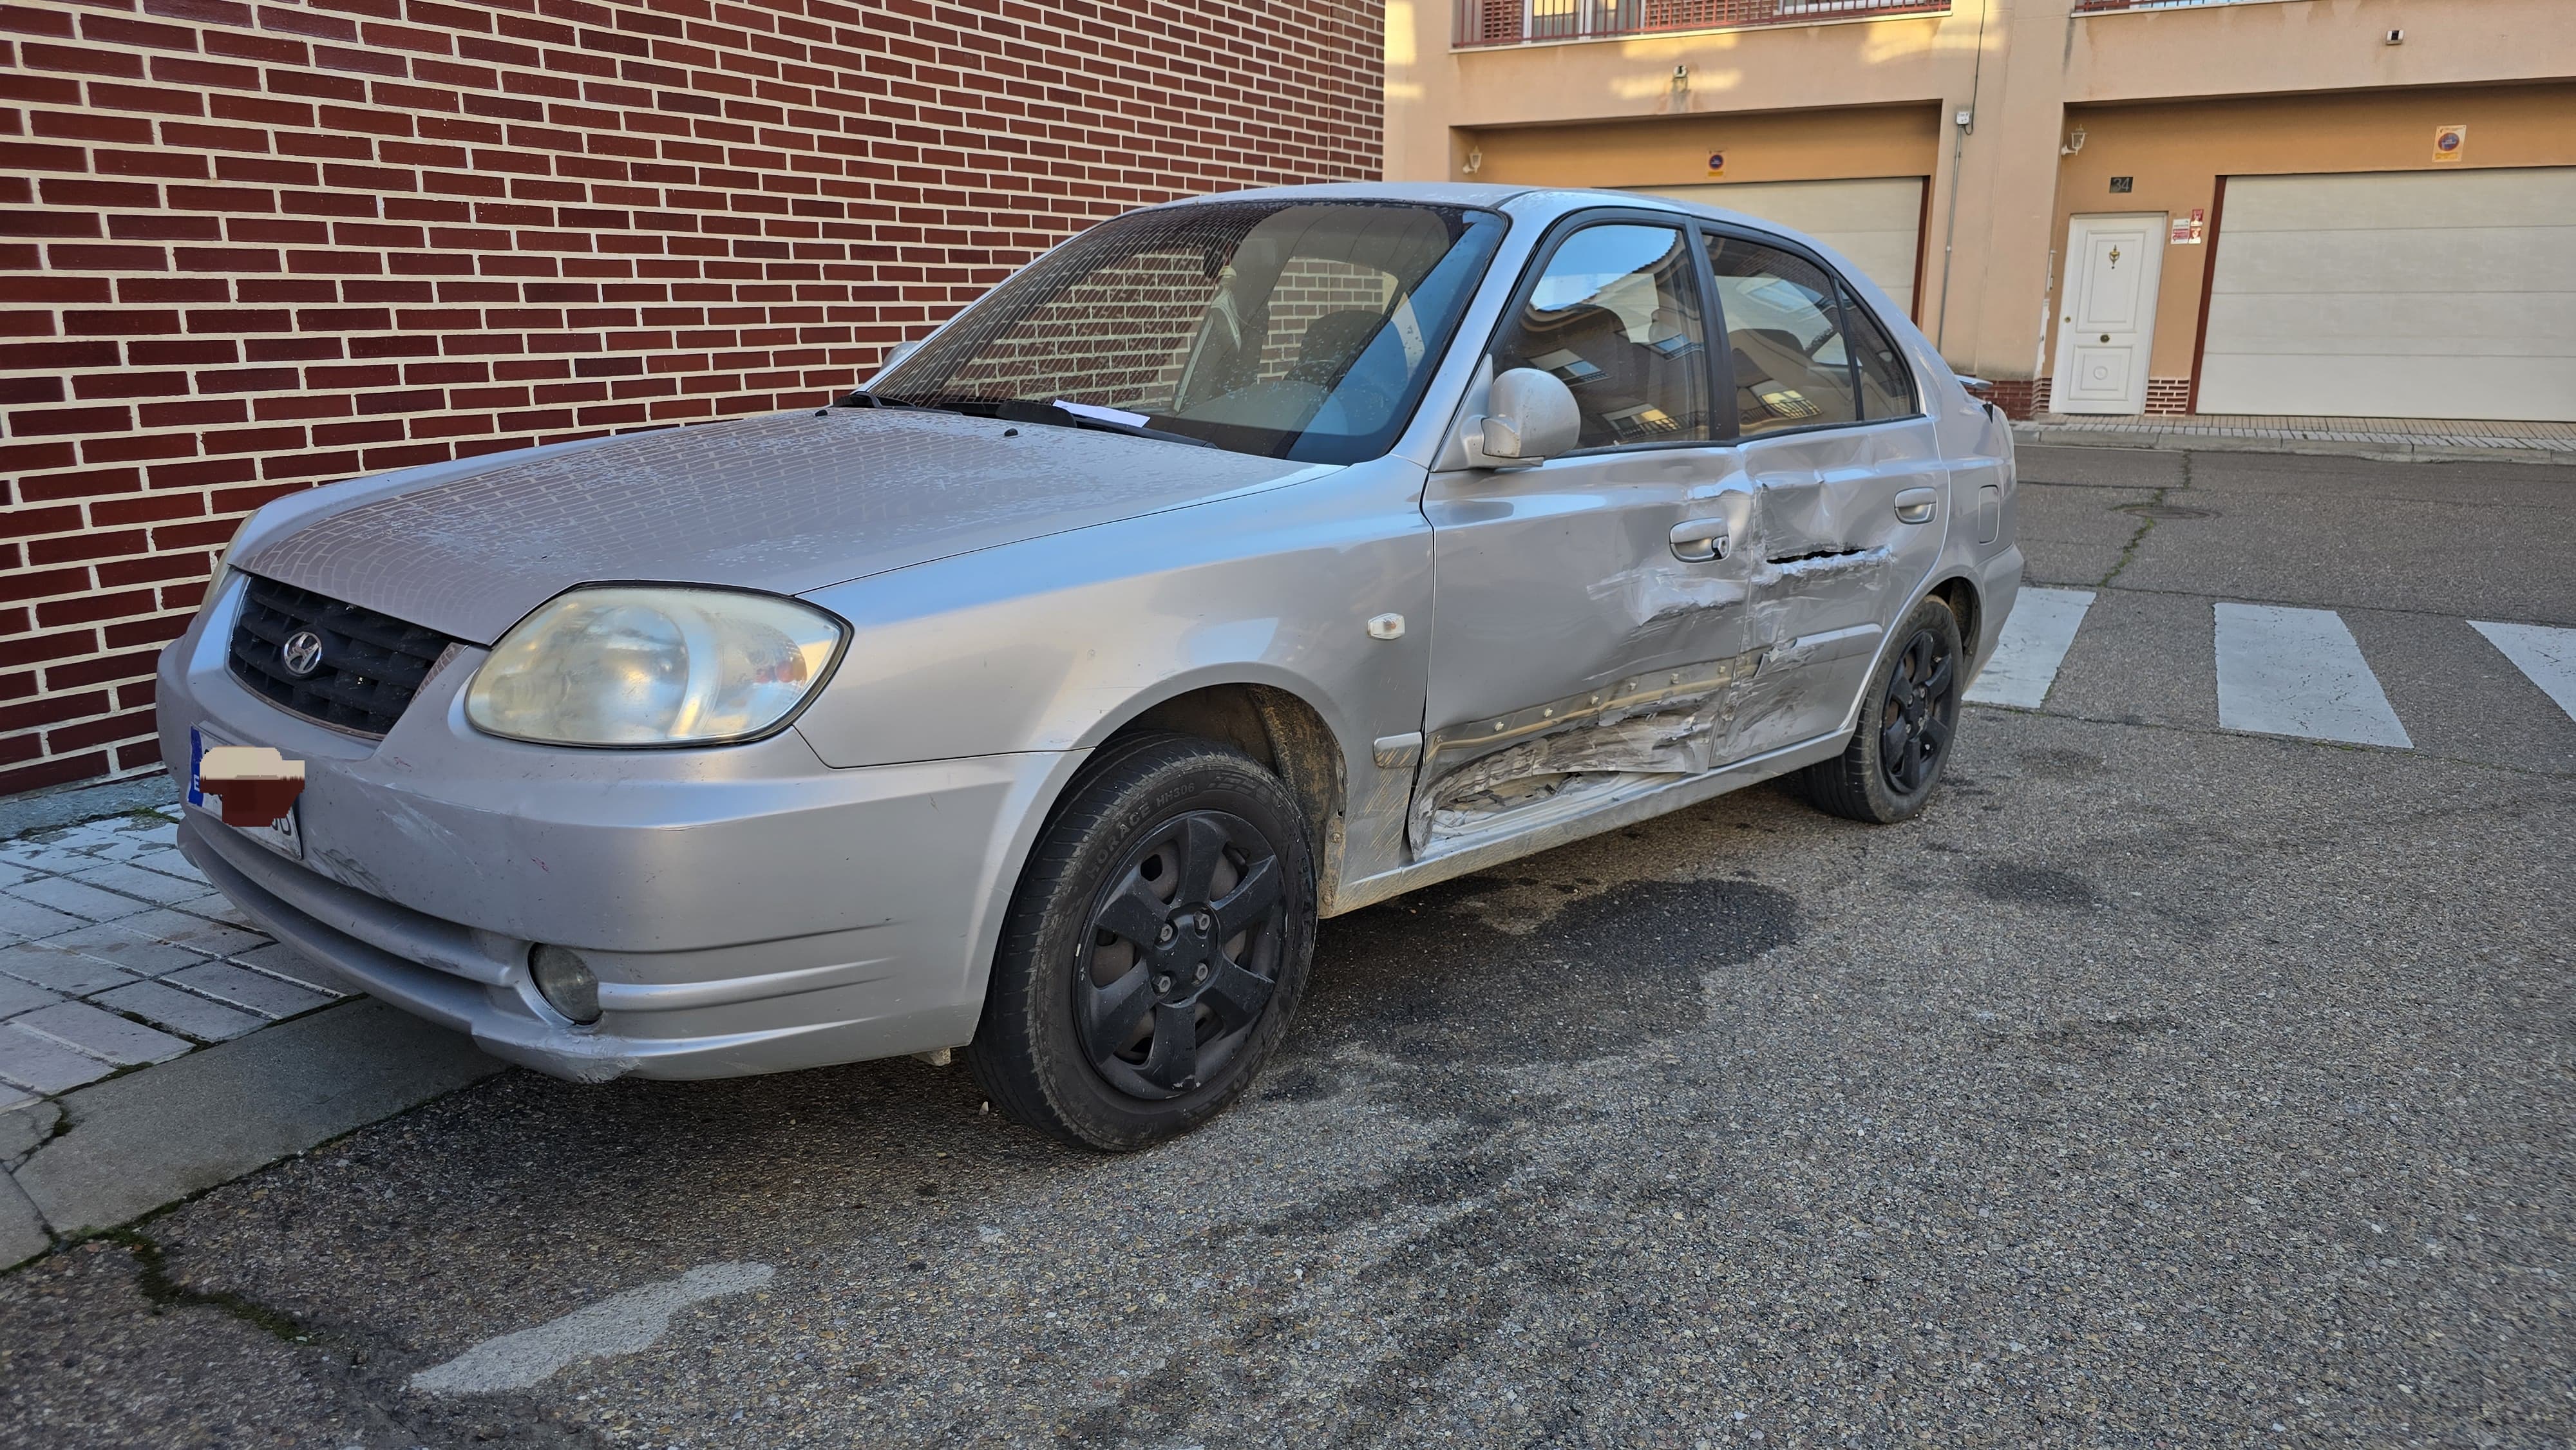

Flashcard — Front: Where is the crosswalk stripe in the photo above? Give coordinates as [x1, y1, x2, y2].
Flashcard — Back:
[1964, 587, 2096, 709]
[2470, 620, 2576, 722]
[2213, 603, 2412, 748]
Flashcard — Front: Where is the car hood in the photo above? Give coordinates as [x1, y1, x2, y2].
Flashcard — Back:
[231, 408, 1331, 644]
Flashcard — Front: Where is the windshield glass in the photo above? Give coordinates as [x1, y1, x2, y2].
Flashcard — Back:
[869, 200, 1508, 464]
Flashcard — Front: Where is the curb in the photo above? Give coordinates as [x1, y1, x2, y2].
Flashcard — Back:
[1, 999, 506, 1270]
[0, 771, 183, 839]
[2010, 425, 2576, 467]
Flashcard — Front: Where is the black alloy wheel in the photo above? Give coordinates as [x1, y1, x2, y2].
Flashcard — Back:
[1801, 595, 1966, 825]
[1075, 810, 1287, 1100]
[1876, 625, 1958, 796]
[969, 734, 1316, 1151]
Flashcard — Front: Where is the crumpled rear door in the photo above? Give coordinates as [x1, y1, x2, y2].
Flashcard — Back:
[1722, 419, 1949, 760]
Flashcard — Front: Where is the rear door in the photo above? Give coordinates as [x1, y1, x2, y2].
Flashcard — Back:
[1699, 229, 1949, 760]
[1412, 216, 1758, 853]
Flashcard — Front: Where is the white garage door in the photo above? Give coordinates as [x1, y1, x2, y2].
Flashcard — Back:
[1635, 177, 1925, 320]
[2199, 168, 2576, 422]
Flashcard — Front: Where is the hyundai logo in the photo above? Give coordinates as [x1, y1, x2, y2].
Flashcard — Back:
[279, 630, 325, 677]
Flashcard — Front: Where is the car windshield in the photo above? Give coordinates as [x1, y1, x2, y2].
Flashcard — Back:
[867, 200, 1508, 464]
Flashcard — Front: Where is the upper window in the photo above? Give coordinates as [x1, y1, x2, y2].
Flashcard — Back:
[872, 201, 1506, 465]
[1490, 223, 1710, 449]
[1702, 235, 1861, 437]
[1841, 281, 1920, 420]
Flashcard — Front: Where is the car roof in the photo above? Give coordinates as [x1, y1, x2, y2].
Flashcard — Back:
[1141, 180, 1766, 232]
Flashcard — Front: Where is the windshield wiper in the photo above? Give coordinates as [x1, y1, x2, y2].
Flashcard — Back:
[1040, 405, 1215, 450]
[831, 388, 913, 409]
[862, 393, 1214, 449]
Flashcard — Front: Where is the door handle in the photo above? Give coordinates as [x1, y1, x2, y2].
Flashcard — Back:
[1893, 487, 1939, 525]
[1670, 518, 1730, 562]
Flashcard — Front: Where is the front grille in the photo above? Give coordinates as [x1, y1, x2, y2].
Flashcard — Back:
[228, 574, 455, 738]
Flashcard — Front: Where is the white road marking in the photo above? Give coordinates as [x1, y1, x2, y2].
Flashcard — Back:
[408, 1262, 775, 1395]
[2470, 620, 2576, 722]
[1964, 587, 2096, 709]
[2213, 603, 2411, 748]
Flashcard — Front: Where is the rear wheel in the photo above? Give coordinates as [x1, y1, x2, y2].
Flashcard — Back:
[1801, 596, 1964, 824]
[967, 735, 1315, 1151]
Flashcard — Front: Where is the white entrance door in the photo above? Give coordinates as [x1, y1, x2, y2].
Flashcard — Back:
[2050, 213, 2167, 415]
[2197, 168, 2576, 422]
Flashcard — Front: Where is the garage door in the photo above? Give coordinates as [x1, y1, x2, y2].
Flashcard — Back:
[2199, 168, 2576, 422]
[1635, 178, 1925, 321]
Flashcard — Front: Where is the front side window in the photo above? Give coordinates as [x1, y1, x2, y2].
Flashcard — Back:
[1703, 236, 1861, 436]
[870, 201, 1506, 465]
[1490, 223, 1710, 449]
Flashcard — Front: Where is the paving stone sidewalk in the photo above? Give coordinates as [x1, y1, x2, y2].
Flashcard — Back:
[1, 793, 508, 1268]
[0, 804, 346, 1114]
[2014, 411, 2576, 463]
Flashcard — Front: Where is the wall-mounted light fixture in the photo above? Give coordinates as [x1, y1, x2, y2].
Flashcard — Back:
[2385, 28, 2404, 44]
[1461, 148, 1483, 176]
[2061, 127, 2087, 156]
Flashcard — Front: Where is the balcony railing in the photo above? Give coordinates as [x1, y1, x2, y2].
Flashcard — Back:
[1455, 0, 1949, 48]
[2072, 0, 2297, 12]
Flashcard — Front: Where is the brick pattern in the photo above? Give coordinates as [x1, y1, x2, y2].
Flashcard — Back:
[2003, 376, 2199, 420]
[0, 0, 1385, 796]
[1986, 377, 2040, 420]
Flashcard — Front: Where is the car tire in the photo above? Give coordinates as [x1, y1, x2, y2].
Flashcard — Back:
[967, 733, 1316, 1151]
[1801, 596, 1965, 825]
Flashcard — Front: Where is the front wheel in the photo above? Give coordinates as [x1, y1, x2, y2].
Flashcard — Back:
[1801, 596, 1965, 824]
[967, 735, 1316, 1151]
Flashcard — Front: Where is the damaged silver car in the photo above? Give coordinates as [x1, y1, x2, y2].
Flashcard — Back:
[158, 184, 2020, 1149]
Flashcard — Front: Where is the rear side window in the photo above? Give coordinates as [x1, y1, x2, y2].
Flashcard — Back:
[1841, 282, 1919, 420]
[1490, 223, 1710, 449]
[1702, 235, 1859, 436]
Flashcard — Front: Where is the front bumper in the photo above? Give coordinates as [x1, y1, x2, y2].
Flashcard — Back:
[159, 579, 1075, 1082]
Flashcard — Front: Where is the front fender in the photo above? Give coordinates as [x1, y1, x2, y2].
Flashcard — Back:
[791, 453, 1435, 882]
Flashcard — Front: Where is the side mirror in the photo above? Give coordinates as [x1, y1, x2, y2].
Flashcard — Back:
[1473, 367, 1580, 467]
[882, 339, 923, 370]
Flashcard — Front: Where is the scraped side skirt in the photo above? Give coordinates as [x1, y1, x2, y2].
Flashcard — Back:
[1325, 726, 1850, 918]
[1408, 650, 1764, 853]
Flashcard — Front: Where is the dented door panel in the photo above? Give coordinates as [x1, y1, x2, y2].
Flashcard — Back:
[1416, 446, 1757, 851]
[1724, 417, 1952, 761]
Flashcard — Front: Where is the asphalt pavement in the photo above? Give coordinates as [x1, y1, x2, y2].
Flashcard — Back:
[2, 446, 2569, 1448]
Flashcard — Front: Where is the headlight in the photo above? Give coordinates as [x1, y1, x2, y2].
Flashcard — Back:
[205, 514, 257, 611]
[464, 587, 847, 747]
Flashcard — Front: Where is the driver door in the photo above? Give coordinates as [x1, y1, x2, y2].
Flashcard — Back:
[1412, 218, 1758, 854]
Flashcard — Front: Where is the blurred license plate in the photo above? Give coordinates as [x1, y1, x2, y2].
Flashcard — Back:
[187, 725, 302, 860]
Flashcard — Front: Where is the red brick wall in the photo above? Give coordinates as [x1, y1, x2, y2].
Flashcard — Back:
[0, 0, 1384, 795]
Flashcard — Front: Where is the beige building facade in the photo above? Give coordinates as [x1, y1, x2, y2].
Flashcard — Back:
[1387, 0, 2576, 420]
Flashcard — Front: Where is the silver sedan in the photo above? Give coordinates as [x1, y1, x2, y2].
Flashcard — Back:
[156, 182, 2021, 1149]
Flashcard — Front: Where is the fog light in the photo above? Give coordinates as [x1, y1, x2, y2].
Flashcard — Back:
[529, 944, 601, 1024]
